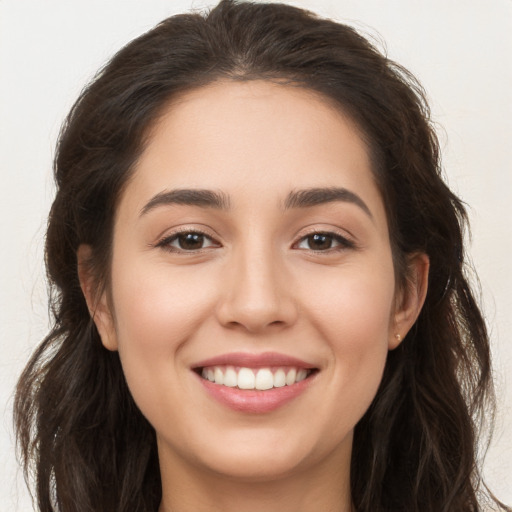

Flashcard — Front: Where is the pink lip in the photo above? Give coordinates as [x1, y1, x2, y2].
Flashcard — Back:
[196, 376, 315, 413]
[192, 351, 315, 370]
[192, 351, 318, 414]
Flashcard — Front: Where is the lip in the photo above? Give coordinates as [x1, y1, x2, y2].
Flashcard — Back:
[192, 351, 316, 370]
[192, 351, 318, 413]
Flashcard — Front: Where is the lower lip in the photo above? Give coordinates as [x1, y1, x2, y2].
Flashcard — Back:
[195, 372, 316, 413]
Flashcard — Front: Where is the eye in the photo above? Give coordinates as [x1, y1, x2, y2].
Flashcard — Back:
[295, 232, 354, 251]
[157, 231, 220, 252]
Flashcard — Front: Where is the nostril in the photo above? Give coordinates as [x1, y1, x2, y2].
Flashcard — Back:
[215, 271, 298, 332]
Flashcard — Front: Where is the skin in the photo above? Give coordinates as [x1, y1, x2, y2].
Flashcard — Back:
[79, 80, 428, 512]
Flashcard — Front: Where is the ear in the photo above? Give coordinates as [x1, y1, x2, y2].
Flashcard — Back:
[77, 244, 118, 351]
[389, 252, 429, 350]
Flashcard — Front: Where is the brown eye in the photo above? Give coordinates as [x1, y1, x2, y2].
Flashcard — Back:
[306, 233, 333, 250]
[177, 233, 206, 250]
[157, 231, 219, 252]
[295, 232, 354, 251]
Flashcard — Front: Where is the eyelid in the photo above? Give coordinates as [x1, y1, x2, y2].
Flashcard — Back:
[154, 226, 222, 252]
[292, 227, 357, 251]
[152, 224, 357, 253]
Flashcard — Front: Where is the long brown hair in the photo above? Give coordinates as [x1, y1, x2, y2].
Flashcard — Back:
[14, 1, 509, 511]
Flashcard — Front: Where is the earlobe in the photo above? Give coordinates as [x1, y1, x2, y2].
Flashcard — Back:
[389, 252, 430, 350]
[77, 244, 118, 351]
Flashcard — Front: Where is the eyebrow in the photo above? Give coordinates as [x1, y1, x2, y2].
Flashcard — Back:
[284, 187, 373, 218]
[140, 188, 230, 216]
[140, 186, 372, 219]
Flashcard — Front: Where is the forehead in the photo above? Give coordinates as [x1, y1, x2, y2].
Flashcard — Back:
[120, 80, 387, 228]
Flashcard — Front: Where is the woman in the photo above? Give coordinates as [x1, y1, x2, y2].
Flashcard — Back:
[14, 1, 510, 511]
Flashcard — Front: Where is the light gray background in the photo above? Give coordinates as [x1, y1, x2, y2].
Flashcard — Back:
[1, 1, 511, 510]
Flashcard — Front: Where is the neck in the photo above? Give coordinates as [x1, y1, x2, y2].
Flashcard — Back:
[157, 443, 353, 512]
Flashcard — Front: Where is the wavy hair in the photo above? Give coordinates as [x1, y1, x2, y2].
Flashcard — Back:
[14, 1, 509, 511]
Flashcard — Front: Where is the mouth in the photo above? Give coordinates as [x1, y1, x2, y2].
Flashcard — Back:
[191, 352, 318, 412]
[194, 365, 317, 390]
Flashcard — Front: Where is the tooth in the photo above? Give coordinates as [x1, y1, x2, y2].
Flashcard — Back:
[202, 365, 309, 389]
[273, 369, 286, 388]
[296, 369, 308, 382]
[274, 368, 286, 388]
[237, 367, 255, 389]
[255, 368, 273, 390]
[223, 366, 237, 387]
[214, 367, 224, 385]
[285, 368, 297, 386]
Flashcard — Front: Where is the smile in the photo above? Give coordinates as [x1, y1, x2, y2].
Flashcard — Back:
[199, 365, 312, 390]
[192, 352, 318, 413]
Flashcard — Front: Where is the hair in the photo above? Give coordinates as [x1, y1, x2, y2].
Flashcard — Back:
[14, 1, 509, 511]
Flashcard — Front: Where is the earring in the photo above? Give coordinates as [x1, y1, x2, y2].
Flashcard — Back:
[395, 333, 402, 342]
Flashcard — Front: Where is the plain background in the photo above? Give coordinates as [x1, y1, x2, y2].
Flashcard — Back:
[1, 1, 511, 510]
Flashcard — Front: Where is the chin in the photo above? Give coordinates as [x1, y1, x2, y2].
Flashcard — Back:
[165, 423, 351, 483]
[199, 448, 311, 482]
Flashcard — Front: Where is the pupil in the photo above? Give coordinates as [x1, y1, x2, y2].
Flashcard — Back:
[179, 233, 204, 250]
[309, 233, 332, 250]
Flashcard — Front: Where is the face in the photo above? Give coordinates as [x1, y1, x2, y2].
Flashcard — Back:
[86, 80, 424, 485]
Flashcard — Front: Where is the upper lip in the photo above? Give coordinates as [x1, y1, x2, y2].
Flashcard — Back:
[192, 351, 316, 369]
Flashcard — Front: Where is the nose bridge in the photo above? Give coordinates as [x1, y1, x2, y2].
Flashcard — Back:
[217, 233, 296, 332]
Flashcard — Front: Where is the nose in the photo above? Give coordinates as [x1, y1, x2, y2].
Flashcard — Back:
[215, 245, 298, 333]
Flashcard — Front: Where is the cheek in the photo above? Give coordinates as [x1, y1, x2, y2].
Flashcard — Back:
[302, 258, 395, 343]
[299, 261, 395, 415]
[112, 259, 217, 347]
[108, 258, 219, 405]
[108, 259, 225, 436]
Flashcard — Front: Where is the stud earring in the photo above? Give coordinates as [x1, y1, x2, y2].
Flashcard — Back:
[395, 333, 402, 342]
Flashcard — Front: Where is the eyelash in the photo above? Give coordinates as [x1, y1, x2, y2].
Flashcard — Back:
[155, 229, 356, 254]
[155, 228, 219, 253]
[293, 231, 356, 252]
